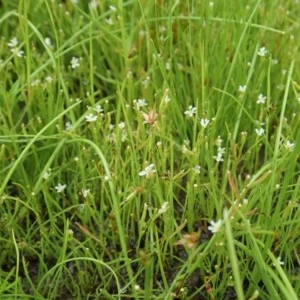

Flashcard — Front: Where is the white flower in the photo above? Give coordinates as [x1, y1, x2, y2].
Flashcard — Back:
[208, 219, 222, 234]
[182, 145, 189, 154]
[55, 183, 67, 193]
[118, 122, 125, 129]
[216, 136, 223, 147]
[193, 165, 201, 174]
[81, 189, 90, 198]
[257, 93, 266, 104]
[7, 37, 18, 48]
[158, 202, 170, 214]
[85, 113, 98, 122]
[184, 105, 197, 117]
[134, 98, 148, 109]
[7, 37, 24, 57]
[10, 48, 24, 57]
[70, 56, 80, 69]
[213, 146, 225, 162]
[139, 164, 156, 177]
[238, 85, 247, 93]
[31, 79, 41, 87]
[45, 76, 53, 83]
[257, 46, 267, 57]
[105, 18, 114, 26]
[65, 121, 73, 131]
[165, 61, 171, 70]
[67, 229, 74, 235]
[213, 152, 224, 162]
[89, 0, 98, 9]
[45, 37, 52, 47]
[141, 76, 151, 87]
[277, 256, 284, 266]
[93, 104, 103, 113]
[199, 118, 210, 128]
[42, 171, 51, 180]
[255, 128, 265, 136]
[164, 95, 171, 103]
[217, 147, 225, 154]
[284, 140, 295, 152]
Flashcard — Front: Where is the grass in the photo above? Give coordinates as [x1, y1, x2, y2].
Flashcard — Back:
[0, 0, 300, 299]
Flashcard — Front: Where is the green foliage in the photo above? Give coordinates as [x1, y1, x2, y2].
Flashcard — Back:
[0, 0, 299, 299]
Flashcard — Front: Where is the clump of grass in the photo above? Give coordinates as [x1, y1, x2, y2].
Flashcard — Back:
[0, 0, 299, 299]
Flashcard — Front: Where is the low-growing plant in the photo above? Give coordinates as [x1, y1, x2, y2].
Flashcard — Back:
[0, 0, 299, 299]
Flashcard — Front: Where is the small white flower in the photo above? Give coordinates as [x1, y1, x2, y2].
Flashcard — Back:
[134, 98, 148, 109]
[89, 0, 98, 9]
[285, 140, 295, 152]
[93, 104, 103, 113]
[65, 121, 73, 131]
[208, 219, 222, 234]
[213, 145, 225, 162]
[216, 136, 223, 147]
[199, 118, 210, 128]
[238, 85, 247, 93]
[193, 165, 201, 174]
[257, 93, 266, 104]
[42, 171, 51, 180]
[121, 130, 127, 142]
[158, 202, 170, 214]
[105, 18, 114, 26]
[45, 76, 53, 83]
[31, 79, 41, 87]
[184, 105, 197, 118]
[67, 229, 74, 235]
[217, 147, 225, 154]
[141, 76, 151, 87]
[55, 183, 67, 193]
[275, 256, 284, 266]
[81, 189, 90, 198]
[165, 61, 171, 70]
[70, 56, 80, 69]
[45, 37, 52, 47]
[257, 46, 268, 57]
[109, 5, 116, 11]
[118, 122, 125, 129]
[255, 128, 265, 136]
[7, 37, 18, 48]
[164, 95, 171, 103]
[85, 113, 98, 122]
[139, 164, 156, 177]
[213, 152, 224, 162]
[11, 48, 24, 57]
[182, 145, 189, 154]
